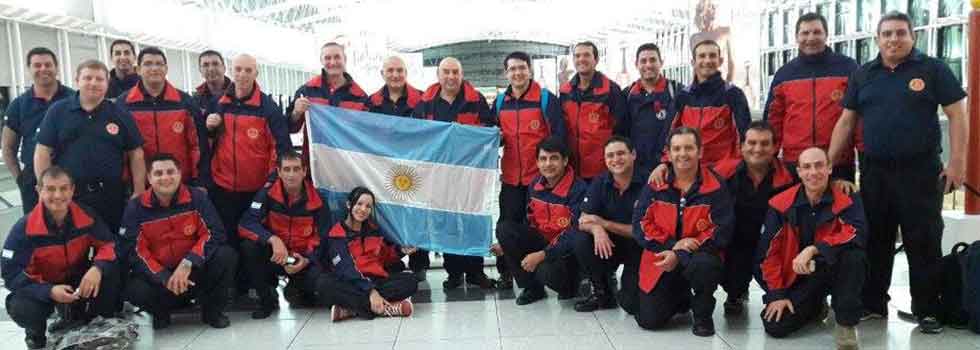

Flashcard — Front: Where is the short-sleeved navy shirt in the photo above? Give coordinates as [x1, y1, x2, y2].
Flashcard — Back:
[841, 49, 967, 159]
[581, 167, 649, 224]
[36, 95, 143, 184]
[3, 84, 74, 168]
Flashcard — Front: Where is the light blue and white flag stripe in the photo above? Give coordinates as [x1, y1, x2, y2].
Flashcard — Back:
[307, 105, 500, 256]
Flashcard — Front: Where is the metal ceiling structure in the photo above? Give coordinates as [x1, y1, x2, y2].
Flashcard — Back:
[180, 0, 692, 51]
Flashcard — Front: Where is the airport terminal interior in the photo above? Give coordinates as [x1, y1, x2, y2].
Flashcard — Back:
[0, 0, 978, 349]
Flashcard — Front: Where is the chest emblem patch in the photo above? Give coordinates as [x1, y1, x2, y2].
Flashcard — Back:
[106, 123, 119, 135]
[908, 78, 926, 92]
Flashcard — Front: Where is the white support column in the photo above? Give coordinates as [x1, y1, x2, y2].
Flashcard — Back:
[5, 21, 20, 94]
[11, 21, 25, 93]
[59, 30, 72, 86]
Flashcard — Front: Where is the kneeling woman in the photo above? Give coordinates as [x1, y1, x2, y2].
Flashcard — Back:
[318, 186, 418, 321]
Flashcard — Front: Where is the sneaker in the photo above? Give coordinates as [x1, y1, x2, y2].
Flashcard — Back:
[516, 287, 547, 305]
[917, 316, 944, 334]
[24, 330, 45, 350]
[834, 324, 859, 350]
[383, 298, 414, 317]
[859, 310, 885, 321]
[723, 295, 747, 316]
[443, 276, 463, 290]
[692, 317, 715, 337]
[331, 305, 355, 322]
[202, 311, 230, 329]
[465, 274, 498, 289]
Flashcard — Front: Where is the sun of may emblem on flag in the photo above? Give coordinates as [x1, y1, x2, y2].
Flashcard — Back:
[384, 164, 422, 201]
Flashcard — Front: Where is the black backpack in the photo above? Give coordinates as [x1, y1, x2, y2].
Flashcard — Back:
[939, 242, 971, 327]
[963, 240, 980, 334]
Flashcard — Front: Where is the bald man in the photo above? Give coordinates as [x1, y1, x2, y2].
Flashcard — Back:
[367, 56, 423, 117]
[287, 42, 368, 166]
[205, 53, 293, 298]
[755, 147, 866, 347]
[412, 57, 499, 290]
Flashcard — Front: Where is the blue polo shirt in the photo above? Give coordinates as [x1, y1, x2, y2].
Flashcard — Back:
[3, 83, 74, 169]
[36, 95, 143, 184]
[841, 49, 967, 159]
[581, 167, 649, 225]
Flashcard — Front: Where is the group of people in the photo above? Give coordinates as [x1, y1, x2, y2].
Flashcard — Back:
[0, 9, 968, 350]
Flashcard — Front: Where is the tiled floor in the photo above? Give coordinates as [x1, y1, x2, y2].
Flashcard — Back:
[1, 255, 978, 350]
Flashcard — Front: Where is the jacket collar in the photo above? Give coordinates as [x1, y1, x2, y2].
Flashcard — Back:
[628, 76, 667, 95]
[218, 82, 263, 107]
[306, 71, 367, 97]
[562, 71, 611, 95]
[371, 84, 421, 107]
[25, 202, 95, 236]
[126, 80, 182, 104]
[870, 48, 925, 69]
[504, 80, 543, 102]
[266, 177, 323, 212]
[650, 164, 721, 195]
[421, 80, 481, 103]
[140, 185, 193, 208]
[532, 166, 576, 198]
[195, 76, 231, 97]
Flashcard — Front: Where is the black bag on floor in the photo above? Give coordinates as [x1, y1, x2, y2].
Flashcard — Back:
[964, 241, 980, 334]
[938, 242, 970, 327]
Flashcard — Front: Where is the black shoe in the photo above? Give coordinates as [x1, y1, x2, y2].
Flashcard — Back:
[692, 318, 715, 337]
[918, 316, 944, 334]
[466, 274, 498, 289]
[516, 287, 547, 305]
[497, 275, 514, 289]
[443, 276, 463, 290]
[723, 295, 747, 316]
[251, 307, 274, 319]
[24, 333, 45, 350]
[283, 280, 303, 305]
[202, 312, 231, 329]
[574, 283, 616, 312]
[860, 309, 886, 321]
[152, 312, 172, 330]
[413, 269, 427, 282]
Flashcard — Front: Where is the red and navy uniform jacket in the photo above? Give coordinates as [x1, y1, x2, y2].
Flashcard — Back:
[367, 84, 422, 117]
[3, 83, 74, 171]
[559, 72, 627, 179]
[208, 83, 292, 192]
[755, 184, 866, 303]
[763, 48, 859, 163]
[666, 73, 751, 165]
[193, 76, 231, 116]
[413, 81, 495, 126]
[320, 221, 402, 292]
[286, 71, 368, 165]
[632, 165, 734, 293]
[713, 158, 797, 245]
[120, 185, 225, 285]
[622, 77, 684, 174]
[1, 203, 116, 302]
[108, 69, 139, 100]
[119, 81, 208, 186]
[493, 81, 566, 186]
[238, 177, 331, 258]
[527, 166, 587, 258]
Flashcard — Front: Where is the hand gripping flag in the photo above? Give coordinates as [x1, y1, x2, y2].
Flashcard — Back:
[307, 105, 499, 256]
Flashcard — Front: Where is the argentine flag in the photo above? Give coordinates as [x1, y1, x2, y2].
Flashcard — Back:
[307, 105, 500, 256]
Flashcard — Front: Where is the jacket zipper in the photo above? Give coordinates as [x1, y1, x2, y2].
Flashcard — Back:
[515, 98, 523, 185]
[811, 75, 817, 146]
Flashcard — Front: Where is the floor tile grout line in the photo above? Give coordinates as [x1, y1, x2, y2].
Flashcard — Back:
[390, 317, 404, 350]
[179, 326, 207, 350]
[591, 311, 618, 350]
[284, 310, 316, 349]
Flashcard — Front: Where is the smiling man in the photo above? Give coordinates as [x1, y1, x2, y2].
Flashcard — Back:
[120, 153, 236, 330]
[829, 11, 968, 334]
[764, 12, 860, 181]
[107, 39, 139, 99]
[620, 43, 683, 175]
[632, 127, 733, 336]
[667, 40, 750, 165]
[3, 47, 74, 213]
[118, 47, 208, 188]
[756, 147, 867, 349]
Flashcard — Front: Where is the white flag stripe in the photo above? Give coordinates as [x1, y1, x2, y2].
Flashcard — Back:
[310, 143, 497, 215]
